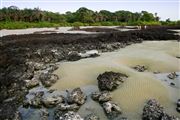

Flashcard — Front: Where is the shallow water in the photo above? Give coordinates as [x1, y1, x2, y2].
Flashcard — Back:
[51, 41, 180, 119]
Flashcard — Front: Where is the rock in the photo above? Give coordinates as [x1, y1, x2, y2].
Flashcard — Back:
[28, 91, 44, 108]
[177, 99, 180, 107]
[170, 82, 175, 86]
[25, 79, 39, 89]
[40, 108, 49, 120]
[102, 101, 122, 119]
[57, 111, 83, 120]
[177, 99, 180, 113]
[91, 91, 112, 102]
[67, 51, 81, 61]
[167, 72, 178, 79]
[142, 99, 179, 120]
[132, 65, 148, 72]
[97, 71, 128, 91]
[56, 103, 80, 111]
[39, 73, 59, 87]
[67, 88, 86, 105]
[84, 114, 99, 120]
[42, 95, 64, 108]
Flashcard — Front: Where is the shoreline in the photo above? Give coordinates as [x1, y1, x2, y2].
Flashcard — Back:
[0, 28, 179, 119]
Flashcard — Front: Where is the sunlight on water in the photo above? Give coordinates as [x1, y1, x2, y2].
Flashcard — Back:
[51, 41, 180, 119]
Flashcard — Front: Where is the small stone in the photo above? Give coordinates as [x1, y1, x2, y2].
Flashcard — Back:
[42, 95, 64, 108]
[84, 113, 99, 120]
[91, 91, 112, 102]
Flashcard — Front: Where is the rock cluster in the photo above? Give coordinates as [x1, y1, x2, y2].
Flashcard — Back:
[142, 99, 179, 120]
[97, 71, 128, 91]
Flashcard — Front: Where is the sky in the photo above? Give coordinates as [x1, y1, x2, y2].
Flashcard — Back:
[1, 0, 179, 21]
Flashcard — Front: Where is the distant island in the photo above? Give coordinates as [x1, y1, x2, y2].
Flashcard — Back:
[0, 6, 180, 29]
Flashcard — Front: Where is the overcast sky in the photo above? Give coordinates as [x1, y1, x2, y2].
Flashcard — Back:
[1, 0, 179, 21]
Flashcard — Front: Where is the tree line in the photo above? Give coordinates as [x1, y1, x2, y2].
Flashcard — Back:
[0, 6, 179, 29]
[0, 6, 160, 23]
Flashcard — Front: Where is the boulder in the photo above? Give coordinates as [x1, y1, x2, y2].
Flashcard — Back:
[28, 92, 44, 108]
[67, 88, 86, 105]
[91, 91, 112, 102]
[102, 101, 122, 119]
[97, 71, 128, 91]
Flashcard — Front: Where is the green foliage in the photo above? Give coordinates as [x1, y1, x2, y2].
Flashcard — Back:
[0, 6, 179, 29]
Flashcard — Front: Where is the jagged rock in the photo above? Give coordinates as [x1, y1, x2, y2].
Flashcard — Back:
[84, 113, 99, 120]
[167, 72, 178, 79]
[97, 71, 128, 91]
[132, 65, 148, 72]
[42, 95, 64, 108]
[67, 88, 86, 105]
[54, 111, 83, 120]
[25, 79, 39, 89]
[142, 99, 179, 120]
[102, 101, 122, 119]
[39, 73, 59, 87]
[91, 91, 112, 102]
[67, 51, 81, 61]
[40, 108, 49, 120]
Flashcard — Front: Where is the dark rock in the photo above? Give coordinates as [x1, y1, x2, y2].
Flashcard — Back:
[28, 91, 44, 108]
[67, 51, 81, 61]
[13, 111, 22, 120]
[170, 82, 175, 86]
[84, 113, 99, 120]
[91, 91, 112, 103]
[67, 88, 86, 105]
[102, 101, 122, 119]
[177, 99, 180, 107]
[39, 73, 59, 87]
[142, 99, 179, 120]
[132, 65, 148, 72]
[97, 71, 128, 91]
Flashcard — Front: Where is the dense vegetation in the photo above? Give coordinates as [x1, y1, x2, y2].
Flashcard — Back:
[0, 6, 180, 29]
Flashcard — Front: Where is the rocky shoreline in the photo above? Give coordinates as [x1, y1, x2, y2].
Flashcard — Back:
[0, 28, 179, 119]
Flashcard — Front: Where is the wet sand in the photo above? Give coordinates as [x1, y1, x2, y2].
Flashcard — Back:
[51, 41, 180, 119]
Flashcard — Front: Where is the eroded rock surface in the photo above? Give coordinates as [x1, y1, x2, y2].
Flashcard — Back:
[97, 71, 128, 91]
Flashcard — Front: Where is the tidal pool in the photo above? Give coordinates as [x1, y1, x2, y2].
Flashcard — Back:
[51, 41, 180, 119]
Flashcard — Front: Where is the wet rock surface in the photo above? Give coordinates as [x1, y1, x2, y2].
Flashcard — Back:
[55, 111, 83, 120]
[97, 71, 128, 91]
[84, 113, 99, 120]
[91, 91, 112, 103]
[102, 101, 122, 119]
[67, 87, 87, 105]
[0, 28, 179, 119]
[142, 99, 179, 120]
